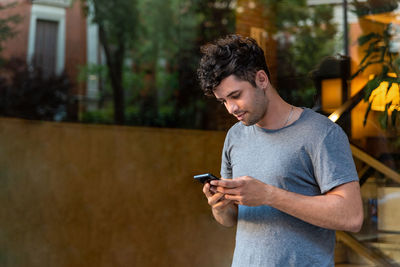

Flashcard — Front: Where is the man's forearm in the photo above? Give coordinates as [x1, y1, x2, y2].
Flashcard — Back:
[267, 181, 363, 232]
[212, 204, 238, 227]
[215, 177, 363, 232]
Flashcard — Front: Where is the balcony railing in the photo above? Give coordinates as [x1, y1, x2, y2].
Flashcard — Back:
[31, 0, 72, 8]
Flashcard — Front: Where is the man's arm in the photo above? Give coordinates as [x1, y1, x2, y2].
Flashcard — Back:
[211, 177, 363, 232]
[203, 181, 238, 227]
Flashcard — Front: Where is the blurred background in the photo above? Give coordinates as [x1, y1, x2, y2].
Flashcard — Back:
[0, 0, 400, 266]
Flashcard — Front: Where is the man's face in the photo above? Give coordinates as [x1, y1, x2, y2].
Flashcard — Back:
[213, 75, 268, 126]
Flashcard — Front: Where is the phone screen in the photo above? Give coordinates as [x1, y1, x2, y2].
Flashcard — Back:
[193, 173, 220, 184]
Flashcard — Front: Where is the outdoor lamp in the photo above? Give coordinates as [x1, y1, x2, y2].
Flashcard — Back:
[321, 78, 343, 114]
[311, 56, 350, 115]
[311, 56, 351, 133]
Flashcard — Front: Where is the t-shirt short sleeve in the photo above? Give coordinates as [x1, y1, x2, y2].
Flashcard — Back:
[313, 124, 359, 194]
[220, 132, 233, 179]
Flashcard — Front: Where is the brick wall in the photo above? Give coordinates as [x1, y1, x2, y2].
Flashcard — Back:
[0, 0, 31, 60]
[65, 0, 87, 96]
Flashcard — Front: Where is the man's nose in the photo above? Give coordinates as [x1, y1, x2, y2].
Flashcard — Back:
[226, 101, 238, 114]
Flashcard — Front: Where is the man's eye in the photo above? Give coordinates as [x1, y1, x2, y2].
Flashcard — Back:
[231, 94, 240, 99]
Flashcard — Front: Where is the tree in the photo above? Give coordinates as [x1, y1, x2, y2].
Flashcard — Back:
[261, 0, 339, 107]
[80, 0, 236, 130]
[127, 0, 235, 129]
[83, 0, 139, 124]
[0, 2, 21, 63]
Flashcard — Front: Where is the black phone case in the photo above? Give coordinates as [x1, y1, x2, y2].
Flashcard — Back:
[193, 173, 219, 184]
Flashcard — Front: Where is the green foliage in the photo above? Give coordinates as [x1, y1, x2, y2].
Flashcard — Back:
[351, 0, 399, 17]
[128, 0, 235, 128]
[80, 108, 113, 124]
[260, 0, 338, 107]
[82, 0, 140, 124]
[78, 64, 108, 85]
[351, 23, 400, 129]
[81, 0, 235, 129]
[133, 0, 181, 66]
[351, 0, 400, 130]
[78, 63, 145, 109]
[85, 0, 138, 47]
[0, 58, 73, 121]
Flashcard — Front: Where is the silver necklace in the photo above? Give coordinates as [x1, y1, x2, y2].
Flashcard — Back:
[283, 106, 294, 127]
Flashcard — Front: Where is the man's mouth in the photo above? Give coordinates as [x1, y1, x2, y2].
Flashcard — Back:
[235, 112, 247, 120]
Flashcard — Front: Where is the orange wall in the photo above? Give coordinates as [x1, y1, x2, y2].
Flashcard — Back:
[0, 118, 235, 267]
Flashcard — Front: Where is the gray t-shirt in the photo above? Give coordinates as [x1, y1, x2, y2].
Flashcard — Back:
[220, 108, 358, 267]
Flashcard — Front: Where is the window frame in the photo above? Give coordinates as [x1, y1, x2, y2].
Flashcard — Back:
[27, 4, 66, 75]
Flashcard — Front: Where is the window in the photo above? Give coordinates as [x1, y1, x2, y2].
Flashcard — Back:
[33, 19, 58, 77]
[27, 4, 66, 75]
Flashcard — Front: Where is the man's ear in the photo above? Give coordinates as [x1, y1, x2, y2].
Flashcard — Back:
[255, 70, 269, 90]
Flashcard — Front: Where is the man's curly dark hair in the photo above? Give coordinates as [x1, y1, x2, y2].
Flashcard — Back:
[197, 34, 271, 96]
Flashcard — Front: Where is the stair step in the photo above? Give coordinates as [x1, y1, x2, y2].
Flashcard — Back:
[368, 241, 400, 264]
[336, 264, 376, 267]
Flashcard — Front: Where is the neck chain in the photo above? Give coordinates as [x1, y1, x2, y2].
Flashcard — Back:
[282, 106, 294, 128]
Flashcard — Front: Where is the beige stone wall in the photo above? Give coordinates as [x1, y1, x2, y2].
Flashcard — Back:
[0, 118, 235, 267]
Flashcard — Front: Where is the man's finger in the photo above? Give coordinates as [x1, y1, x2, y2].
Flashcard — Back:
[208, 192, 225, 206]
[224, 194, 241, 202]
[212, 198, 233, 208]
[203, 183, 213, 198]
[216, 187, 239, 195]
[209, 185, 217, 194]
[210, 178, 242, 188]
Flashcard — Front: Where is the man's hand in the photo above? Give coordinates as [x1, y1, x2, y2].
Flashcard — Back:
[203, 178, 238, 227]
[203, 182, 231, 211]
[210, 176, 269, 206]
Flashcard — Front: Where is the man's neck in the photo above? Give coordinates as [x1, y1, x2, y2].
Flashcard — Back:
[256, 91, 295, 130]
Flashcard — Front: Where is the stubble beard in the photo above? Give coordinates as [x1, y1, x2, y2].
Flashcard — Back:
[241, 89, 268, 126]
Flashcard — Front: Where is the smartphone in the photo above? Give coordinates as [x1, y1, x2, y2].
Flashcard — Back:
[193, 173, 220, 184]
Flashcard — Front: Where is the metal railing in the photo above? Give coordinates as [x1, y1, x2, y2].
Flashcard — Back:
[336, 231, 395, 267]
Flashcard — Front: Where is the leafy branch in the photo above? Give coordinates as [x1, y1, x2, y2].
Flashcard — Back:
[352, 23, 400, 128]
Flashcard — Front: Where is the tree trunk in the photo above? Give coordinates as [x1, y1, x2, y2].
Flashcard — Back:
[98, 22, 125, 125]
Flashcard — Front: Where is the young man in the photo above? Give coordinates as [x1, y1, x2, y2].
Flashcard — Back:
[197, 35, 363, 267]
